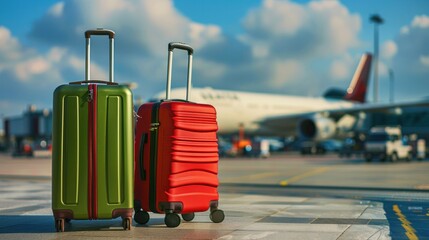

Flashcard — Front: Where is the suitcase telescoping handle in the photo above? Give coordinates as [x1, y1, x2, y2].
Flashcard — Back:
[85, 28, 115, 83]
[166, 42, 194, 101]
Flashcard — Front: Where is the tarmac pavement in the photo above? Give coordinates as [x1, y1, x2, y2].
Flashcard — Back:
[0, 153, 394, 239]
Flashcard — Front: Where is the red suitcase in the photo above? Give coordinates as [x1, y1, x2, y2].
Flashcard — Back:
[133, 42, 224, 227]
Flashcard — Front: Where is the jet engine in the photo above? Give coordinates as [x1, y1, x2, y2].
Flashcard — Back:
[298, 116, 337, 141]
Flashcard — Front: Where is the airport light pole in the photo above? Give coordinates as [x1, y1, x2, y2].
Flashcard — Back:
[389, 69, 394, 103]
[370, 14, 384, 103]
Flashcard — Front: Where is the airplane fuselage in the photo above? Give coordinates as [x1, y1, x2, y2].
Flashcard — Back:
[155, 87, 356, 136]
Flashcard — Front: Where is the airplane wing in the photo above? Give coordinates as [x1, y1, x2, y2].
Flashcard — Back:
[258, 99, 429, 139]
[323, 99, 429, 116]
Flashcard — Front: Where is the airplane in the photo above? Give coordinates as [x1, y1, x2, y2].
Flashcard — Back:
[150, 53, 429, 141]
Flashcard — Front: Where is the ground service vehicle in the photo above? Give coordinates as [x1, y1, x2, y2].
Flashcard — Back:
[364, 126, 411, 162]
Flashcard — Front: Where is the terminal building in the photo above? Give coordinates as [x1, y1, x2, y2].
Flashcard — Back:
[369, 106, 429, 140]
[3, 105, 52, 156]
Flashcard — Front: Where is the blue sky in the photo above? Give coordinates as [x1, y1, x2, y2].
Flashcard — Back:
[0, 0, 428, 123]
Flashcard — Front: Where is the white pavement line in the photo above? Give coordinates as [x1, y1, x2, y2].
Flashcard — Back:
[217, 231, 277, 240]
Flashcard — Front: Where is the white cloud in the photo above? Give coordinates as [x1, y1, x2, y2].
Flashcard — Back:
[400, 26, 410, 35]
[48, 2, 64, 17]
[412, 15, 429, 28]
[307, 1, 361, 54]
[393, 14, 429, 72]
[68, 55, 84, 72]
[330, 59, 350, 80]
[14, 57, 51, 81]
[0, 26, 22, 63]
[23, 0, 365, 99]
[381, 40, 397, 60]
[189, 23, 222, 48]
[195, 59, 227, 81]
[47, 47, 67, 62]
[87, 62, 108, 81]
[244, 0, 306, 37]
[242, 0, 361, 60]
[0, 26, 74, 85]
[420, 55, 429, 67]
[0, 26, 80, 117]
[388, 14, 429, 100]
[378, 61, 389, 78]
[270, 60, 303, 88]
[235, 0, 363, 94]
[0, 27, 52, 81]
[27, 0, 224, 90]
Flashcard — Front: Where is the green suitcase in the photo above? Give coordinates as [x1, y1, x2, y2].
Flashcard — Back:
[52, 29, 134, 232]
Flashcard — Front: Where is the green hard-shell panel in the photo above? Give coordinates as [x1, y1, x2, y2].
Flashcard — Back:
[52, 85, 89, 219]
[95, 85, 134, 218]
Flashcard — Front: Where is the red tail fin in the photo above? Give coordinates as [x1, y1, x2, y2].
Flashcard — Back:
[344, 53, 372, 103]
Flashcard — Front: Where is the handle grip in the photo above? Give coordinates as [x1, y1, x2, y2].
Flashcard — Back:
[85, 28, 115, 39]
[69, 80, 118, 85]
[168, 42, 193, 54]
[166, 42, 193, 101]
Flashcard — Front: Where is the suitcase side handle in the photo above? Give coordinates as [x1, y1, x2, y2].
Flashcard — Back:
[84, 28, 115, 83]
[166, 42, 193, 101]
[138, 133, 148, 180]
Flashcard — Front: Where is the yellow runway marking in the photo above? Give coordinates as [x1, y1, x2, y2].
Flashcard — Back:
[279, 167, 332, 186]
[393, 204, 419, 240]
[224, 172, 282, 182]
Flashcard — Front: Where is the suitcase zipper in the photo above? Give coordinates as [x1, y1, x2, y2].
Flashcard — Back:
[150, 123, 160, 131]
[88, 84, 98, 219]
[87, 85, 93, 219]
[149, 102, 161, 213]
[92, 85, 98, 219]
[88, 89, 94, 102]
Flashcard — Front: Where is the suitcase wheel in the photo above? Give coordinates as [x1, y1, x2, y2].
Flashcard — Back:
[181, 212, 195, 222]
[122, 217, 132, 230]
[165, 213, 181, 228]
[210, 209, 225, 223]
[55, 218, 65, 232]
[134, 210, 150, 225]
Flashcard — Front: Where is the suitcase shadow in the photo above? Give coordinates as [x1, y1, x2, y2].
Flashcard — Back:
[0, 215, 53, 233]
[133, 218, 166, 228]
[0, 215, 131, 233]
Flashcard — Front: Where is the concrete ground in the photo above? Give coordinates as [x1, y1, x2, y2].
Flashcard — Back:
[0, 155, 396, 239]
[0, 179, 389, 239]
